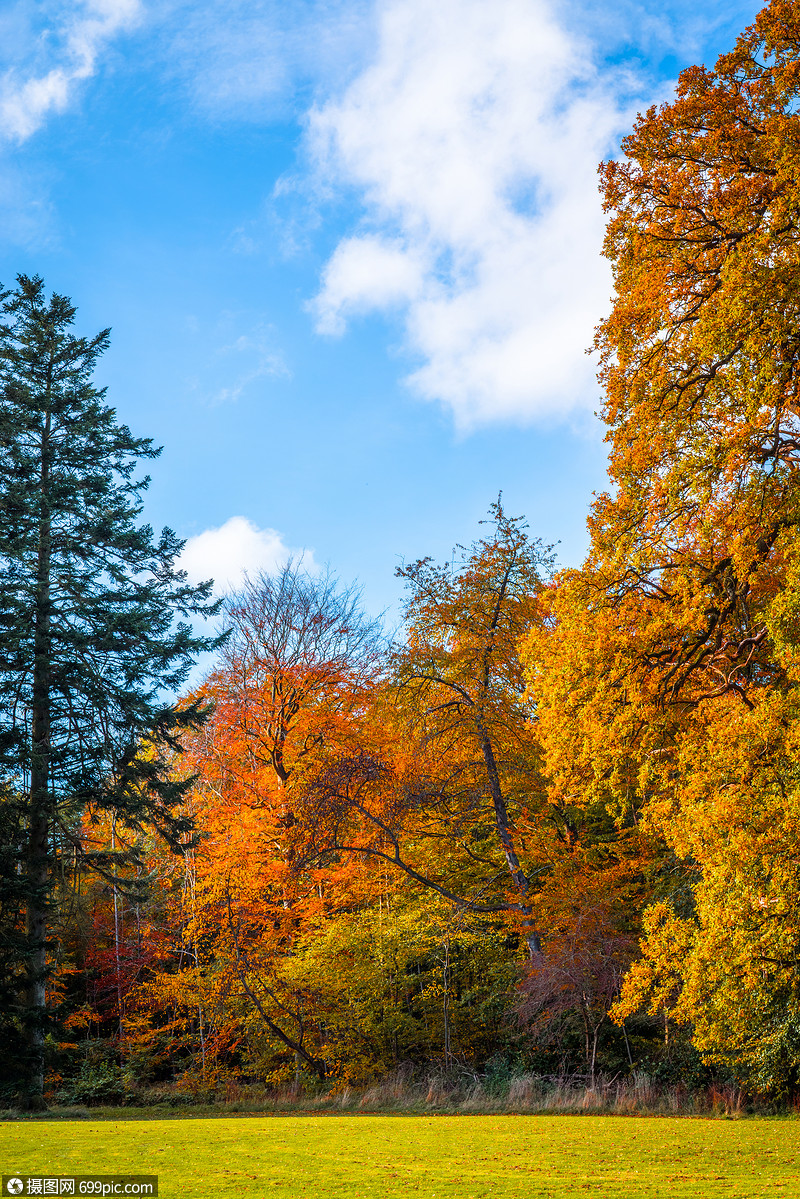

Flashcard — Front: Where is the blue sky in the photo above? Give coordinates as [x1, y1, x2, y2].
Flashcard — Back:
[0, 0, 759, 626]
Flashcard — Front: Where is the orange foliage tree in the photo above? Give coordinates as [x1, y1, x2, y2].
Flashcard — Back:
[527, 0, 800, 1097]
[124, 560, 520, 1088]
[129, 563, 385, 1084]
[298, 502, 557, 950]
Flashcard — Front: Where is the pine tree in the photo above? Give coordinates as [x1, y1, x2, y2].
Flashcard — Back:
[0, 275, 221, 1107]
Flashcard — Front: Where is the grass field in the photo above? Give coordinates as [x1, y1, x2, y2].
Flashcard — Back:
[1, 1114, 798, 1198]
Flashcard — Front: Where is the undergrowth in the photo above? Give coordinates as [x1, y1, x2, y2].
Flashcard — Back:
[4, 1064, 790, 1119]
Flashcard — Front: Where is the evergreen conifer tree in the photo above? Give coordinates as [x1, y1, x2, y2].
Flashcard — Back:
[0, 275, 222, 1107]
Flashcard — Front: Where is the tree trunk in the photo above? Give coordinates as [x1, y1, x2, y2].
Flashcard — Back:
[111, 817, 124, 1037]
[580, 1004, 591, 1086]
[23, 807, 48, 1109]
[590, 1025, 600, 1089]
[478, 728, 541, 955]
[24, 407, 52, 1109]
[442, 938, 451, 1066]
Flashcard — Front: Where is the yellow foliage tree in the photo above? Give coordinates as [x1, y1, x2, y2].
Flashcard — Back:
[527, 0, 800, 1097]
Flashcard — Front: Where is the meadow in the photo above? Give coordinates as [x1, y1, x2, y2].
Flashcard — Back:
[1, 1114, 799, 1198]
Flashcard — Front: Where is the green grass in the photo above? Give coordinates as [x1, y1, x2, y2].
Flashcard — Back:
[1, 1114, 798, 1198]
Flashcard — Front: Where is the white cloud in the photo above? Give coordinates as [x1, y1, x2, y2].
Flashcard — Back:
[314, 234, 425, 334]
[0, 0, 141, 142]
[211, 325, 290, 405]
[184, 313, 291, 407]
[308, 0, 644, 428]
[157, 0, 376, 119]
[180, 517, 316, 594]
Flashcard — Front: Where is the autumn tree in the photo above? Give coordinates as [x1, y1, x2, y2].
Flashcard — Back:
[391, 501, 553, 947]
[209, 561, 384, 789]
[0, 276, 220, 1107]
[593, 0, 800, 708]
[300, 502, 554, 955]
[138, 563, 387, 1083]
[128, 531, 563, 1089]
[517, 859, 637, 1084]
[527, 0, 800, 1095]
